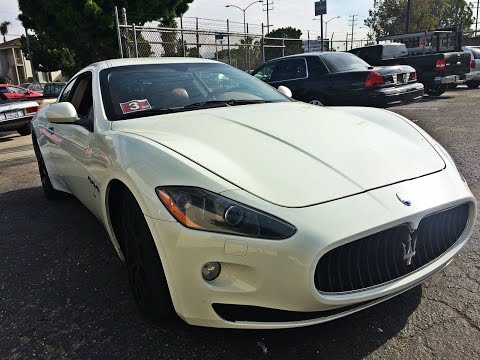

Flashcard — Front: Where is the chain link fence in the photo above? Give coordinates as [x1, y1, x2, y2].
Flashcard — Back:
[115, 8, 369, 71]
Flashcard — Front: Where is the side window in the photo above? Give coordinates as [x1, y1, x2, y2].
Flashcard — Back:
[254, 62, 276, 82]
[70, 74, 93, 119]
[59, 79, 77, 102]
[306, 57, 329, 76]
[270, 58, 307, 82]
[0, 87, 8, 93]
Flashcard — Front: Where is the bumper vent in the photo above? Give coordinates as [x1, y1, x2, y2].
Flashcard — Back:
[315, 204, 470, 293]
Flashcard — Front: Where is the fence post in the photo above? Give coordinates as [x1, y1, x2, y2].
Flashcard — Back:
[262, 23, 265, 63]
[180, 15, 186, 57]
[227, 19, 231, 65]
[132, 23, 139, 57]
[282, 38, 285, 57]
[196, 17, 200, 55]
[114, 6, 124, 58]
[246, 23, 250, 71]
[308, 30, 310, 53]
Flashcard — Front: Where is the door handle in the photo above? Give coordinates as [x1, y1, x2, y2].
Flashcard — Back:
[47, 126, 54, 134]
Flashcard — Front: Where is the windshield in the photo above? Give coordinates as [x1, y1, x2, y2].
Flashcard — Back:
[100, 62, 290, 121]
[321, 52, 372, 72]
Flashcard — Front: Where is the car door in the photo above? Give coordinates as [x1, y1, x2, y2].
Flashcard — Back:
[52, 71, 100, 216]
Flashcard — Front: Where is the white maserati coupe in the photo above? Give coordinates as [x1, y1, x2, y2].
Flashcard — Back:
[31, 58, 476, 329]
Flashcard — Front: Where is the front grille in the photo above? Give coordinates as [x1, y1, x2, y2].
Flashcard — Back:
[315, 204, 470, 293]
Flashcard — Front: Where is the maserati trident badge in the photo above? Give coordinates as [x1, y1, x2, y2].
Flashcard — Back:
[396, 193, 412, 206]
[402, 230, 417, 266]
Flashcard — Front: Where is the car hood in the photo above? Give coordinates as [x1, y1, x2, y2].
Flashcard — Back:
[111, 102, 445, 207]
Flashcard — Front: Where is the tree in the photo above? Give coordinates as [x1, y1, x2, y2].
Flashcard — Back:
[1, 21, 11, 43]
[18, 0, 194, 75]
[365, 0, 474, 38]
[21, 33, 76, 75]
[264, 27, 303, 61]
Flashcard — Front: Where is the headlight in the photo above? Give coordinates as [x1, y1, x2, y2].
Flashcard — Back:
[156, 186, 296, 240]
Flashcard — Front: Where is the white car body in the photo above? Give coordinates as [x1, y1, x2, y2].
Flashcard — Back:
[31, 58, 476, 329]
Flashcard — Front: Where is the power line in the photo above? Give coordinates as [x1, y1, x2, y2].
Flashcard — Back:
[262, 0, 274, 34]
[348, 14, 358, 50]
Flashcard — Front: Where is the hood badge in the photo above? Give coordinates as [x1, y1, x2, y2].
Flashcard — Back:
[396, 193, 412, 207]
[402, 230, 417, 266]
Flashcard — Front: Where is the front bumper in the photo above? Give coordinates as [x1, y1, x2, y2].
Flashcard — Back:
[146, 168, 476, 329]
[365, 83, 424, 107]
[0, 115, 33, 132]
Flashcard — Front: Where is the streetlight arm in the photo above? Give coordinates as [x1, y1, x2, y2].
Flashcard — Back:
[245, 0, 263, 11]
[225, 4, 243, 12]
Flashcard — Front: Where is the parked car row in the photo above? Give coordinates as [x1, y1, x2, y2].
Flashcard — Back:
[349, 43, 475, 96]
[250, 44, 478, 106]
[0, 82, 66, 136]
[29, 57, 476, 329]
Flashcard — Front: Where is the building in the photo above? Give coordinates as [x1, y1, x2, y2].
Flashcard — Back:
[0, 37, 63, 84]
[0, 38, 28, 84]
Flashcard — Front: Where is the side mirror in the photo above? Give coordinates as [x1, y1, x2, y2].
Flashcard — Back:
[46, 102, 79, 124]
[277, 85, 292, 98]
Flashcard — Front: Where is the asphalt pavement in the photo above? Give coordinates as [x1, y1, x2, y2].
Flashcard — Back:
[1, 88, 479, 359]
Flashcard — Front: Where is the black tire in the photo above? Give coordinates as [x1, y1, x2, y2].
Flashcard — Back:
[17, 123, 32, 136]
[425, 85, 447, 97]
[466, 81, 480, 89]
[32, 133, 67, 200]
[116, 190, 174, 321]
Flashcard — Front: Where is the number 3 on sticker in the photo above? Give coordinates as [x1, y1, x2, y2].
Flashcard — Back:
[120, 99, 152, 114]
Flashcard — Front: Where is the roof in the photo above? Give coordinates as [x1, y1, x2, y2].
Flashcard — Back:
[0, 38, 22, 50]
[101, 57, 218, 68]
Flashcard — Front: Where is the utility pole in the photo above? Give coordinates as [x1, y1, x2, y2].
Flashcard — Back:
[476, 0, 479, 37]
[263, 0, 274, 35]
[406, 0, 412, 33]
[349, 14, 357, 50]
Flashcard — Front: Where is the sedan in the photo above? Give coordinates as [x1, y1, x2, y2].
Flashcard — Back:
[0, 92, 38, 135]
[31, 58, 476, 329]
[0, 84, 42, 99]
[252, 52, 424, 107]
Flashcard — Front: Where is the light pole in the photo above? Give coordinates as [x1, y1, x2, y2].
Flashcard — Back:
[226, 1, 262, 70]
[313, 16, 340, 51]
[226, 1, 263, 35]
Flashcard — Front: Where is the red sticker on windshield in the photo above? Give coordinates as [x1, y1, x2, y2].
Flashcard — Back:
[120, 99, 151, 114]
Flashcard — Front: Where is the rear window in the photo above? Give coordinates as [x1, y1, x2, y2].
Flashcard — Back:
[321, 53, 371, 72]
[44, 83, 66, 96]
[382, 45, 408, 59]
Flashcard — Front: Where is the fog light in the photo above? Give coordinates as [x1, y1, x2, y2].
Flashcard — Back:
[202, 262, 221, 281]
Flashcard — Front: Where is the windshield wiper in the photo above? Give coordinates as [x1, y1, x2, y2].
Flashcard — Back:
[183, 99, 274, 109]
[118, 107, 183, 120]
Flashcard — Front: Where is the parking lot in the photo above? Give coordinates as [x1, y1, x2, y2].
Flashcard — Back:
[1, 88, 479, 359]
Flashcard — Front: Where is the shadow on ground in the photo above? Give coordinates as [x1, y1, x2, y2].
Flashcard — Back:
[0, 186, 422, 359]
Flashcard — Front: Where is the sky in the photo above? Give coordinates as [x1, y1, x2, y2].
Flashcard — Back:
[0, 0, 375, 44]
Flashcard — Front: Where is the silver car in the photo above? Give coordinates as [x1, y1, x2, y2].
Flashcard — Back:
[462, 46, 480, 89]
